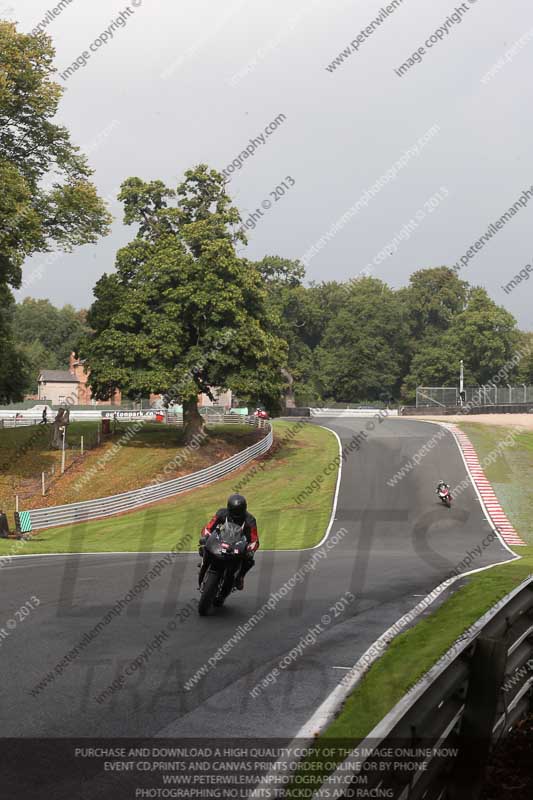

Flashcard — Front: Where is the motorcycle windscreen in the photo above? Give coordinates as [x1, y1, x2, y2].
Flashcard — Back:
[219, 520, 245, 546]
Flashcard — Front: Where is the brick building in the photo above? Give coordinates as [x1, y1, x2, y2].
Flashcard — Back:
[36, 355, 122, 406]
[37, 353, 230, 408]
[68, 352, 122, 405]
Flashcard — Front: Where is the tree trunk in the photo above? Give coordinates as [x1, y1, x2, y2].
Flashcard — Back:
[281, 367, 296, 408]
[182, 397, 205, 443]
[50, 409, 69, 450]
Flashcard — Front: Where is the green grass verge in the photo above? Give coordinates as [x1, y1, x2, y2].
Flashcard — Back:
[0, 420, 338, 555]
[457, 422, 533, 546]
[284, 422, 533, 798]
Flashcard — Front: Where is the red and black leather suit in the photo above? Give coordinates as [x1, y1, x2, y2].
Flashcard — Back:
[199, 509, 259, 585]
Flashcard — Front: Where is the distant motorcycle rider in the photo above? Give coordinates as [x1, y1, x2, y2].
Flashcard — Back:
[436, 480, 451, 496]
[199, 494, 259, 590]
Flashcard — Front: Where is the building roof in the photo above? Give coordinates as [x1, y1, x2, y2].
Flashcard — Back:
[38, 370, 79, 383]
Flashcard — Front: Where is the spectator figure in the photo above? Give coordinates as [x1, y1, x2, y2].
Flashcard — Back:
[40, 407, 47, 425]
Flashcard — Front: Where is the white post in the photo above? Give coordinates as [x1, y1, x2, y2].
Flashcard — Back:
[81, 435, 84, 456]
[523, 384, 527, 403]
[459, 360, 464, 404]
[15, 495, 19, 512]
[61, 426, 66, 474]
[507, 384, 512, 404]
[42, 472, 45, 496]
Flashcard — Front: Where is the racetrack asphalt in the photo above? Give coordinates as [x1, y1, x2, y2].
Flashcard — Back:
[0, 417, 515, 746]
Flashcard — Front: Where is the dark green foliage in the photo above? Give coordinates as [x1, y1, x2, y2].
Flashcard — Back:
[83, 166, 287, 437]
[0, 20, 111, 401]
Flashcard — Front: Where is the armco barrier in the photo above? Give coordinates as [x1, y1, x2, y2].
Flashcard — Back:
[311, 407, 398, 417]
[18, 420, 272, 533]
[314, 576, 533, 799]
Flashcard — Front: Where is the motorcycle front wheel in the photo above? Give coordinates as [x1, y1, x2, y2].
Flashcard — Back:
[198, 570, 220, 616]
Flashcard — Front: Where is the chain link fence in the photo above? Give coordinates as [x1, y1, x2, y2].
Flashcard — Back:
[416, 385, 533, 408]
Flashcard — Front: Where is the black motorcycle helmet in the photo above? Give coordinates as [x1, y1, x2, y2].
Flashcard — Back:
[227, 494, 247, 522]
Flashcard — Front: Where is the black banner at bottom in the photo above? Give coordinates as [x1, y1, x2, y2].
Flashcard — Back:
[0, 736, 471, 799]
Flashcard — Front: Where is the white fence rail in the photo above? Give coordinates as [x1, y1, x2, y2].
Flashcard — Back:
[0, 411, 252, 426]
[310, 408, 398, 417]
[0, 417, 44, 428]
[18, 420, 272, 532]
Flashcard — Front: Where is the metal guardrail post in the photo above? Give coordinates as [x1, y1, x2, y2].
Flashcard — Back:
[447, 636, 508, 799]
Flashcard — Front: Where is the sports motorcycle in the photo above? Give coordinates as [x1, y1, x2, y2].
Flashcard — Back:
[437, 486, 452, 508]
[198, 520, 248, 615]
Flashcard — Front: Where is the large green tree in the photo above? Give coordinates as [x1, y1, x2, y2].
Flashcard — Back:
[9, 298, 89, 393]
[251, 256, 311, 406]
[316, 277, 409, 402]
[399, 267, 469, 401]
[400, 339, 462, 401]
[446, 287, 519, 384]
[400, 277, 520, 400]
[0, 20, 111, 401]
[83, 165, 287, 440]
[515, 331, 533, 384]
[0, 286, 30, 402]
[397, 267, 469, 342]
[12, 298, 88, 365]
[294, 281, 353, 404]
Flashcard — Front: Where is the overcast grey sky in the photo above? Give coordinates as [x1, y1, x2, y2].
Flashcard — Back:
[8, 0, 533, 329]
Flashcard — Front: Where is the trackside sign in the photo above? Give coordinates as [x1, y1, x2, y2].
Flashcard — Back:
[101, 410, 156, 419]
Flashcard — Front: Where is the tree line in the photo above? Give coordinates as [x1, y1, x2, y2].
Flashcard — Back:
[1, 19, 532, 435]
[6, 264, 533, 411]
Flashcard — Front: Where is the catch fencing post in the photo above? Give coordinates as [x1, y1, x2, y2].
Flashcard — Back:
[42, 472, 45, 496]
[61, 426, 66, 474]
[81, 435, 84, 456]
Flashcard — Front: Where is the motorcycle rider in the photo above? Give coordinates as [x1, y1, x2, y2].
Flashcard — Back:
[199, 494, 259, 590]
[436, 480, 451, 497]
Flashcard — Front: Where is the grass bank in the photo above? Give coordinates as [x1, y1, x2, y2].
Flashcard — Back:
[0, 421, 257, 513]
[458, 422, 533, 546]
[0, 420, 339, 555]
